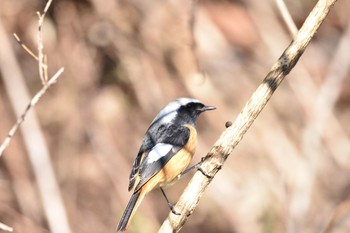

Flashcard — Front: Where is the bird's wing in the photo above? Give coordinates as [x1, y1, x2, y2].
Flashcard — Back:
[129, 124, 190, 192]
[128, 149, 145, 191]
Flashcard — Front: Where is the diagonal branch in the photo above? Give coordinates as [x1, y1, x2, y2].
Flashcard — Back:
[158, 0, 338, 232]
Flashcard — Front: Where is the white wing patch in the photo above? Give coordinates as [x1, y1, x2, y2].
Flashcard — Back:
[147, 143, 173, 163]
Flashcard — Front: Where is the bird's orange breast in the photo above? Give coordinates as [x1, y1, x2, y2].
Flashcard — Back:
[141, 124, 197, 192]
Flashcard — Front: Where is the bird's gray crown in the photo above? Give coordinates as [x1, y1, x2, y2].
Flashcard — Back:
[151, 98, 202, 125]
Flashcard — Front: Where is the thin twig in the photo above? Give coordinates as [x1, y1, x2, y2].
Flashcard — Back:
[0, 1, 71, 233]
[13, 33, 38, 60]
[0, 222, 13, 232]
[37, 0, 52, 84]
[0, 0, 59, 157]
[158, 0, 337, 232]
[0, 68, 63, 156]
[276, 0, 298, 36]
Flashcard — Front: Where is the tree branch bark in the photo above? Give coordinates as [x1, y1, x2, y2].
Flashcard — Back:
[158, 0, 338, 232]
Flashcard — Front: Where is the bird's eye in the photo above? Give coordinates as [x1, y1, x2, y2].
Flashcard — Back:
[186, 103, 194, 108]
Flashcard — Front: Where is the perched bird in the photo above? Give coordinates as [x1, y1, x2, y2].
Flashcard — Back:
[117, 97, 215, 231]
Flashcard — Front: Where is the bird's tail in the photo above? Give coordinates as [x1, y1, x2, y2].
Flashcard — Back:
[117, 189, 145, 231]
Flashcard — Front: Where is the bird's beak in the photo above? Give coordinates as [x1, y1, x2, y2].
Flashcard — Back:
[201, 105, 216, 112]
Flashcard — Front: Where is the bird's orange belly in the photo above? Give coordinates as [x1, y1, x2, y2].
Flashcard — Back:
[147, 124, 197, 189]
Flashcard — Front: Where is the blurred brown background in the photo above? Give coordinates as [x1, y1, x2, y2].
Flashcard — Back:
[0, 0, 350, 232]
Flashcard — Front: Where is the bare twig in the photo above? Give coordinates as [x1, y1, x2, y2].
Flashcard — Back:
[13, 33, 38, 60]
[0, 68, 63, 156]
[0, 222, 13, 232]
[158, 0, 337, 232]
[0, 1, 72, 233]
[276, 0, 298, 36]
[0, 0, 61, 157]
[37, 0, 52, 84]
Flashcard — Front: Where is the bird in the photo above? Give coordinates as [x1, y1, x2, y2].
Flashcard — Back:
[117, 97, 216, 231]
